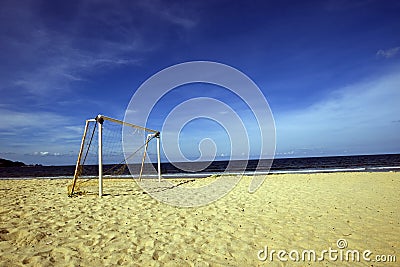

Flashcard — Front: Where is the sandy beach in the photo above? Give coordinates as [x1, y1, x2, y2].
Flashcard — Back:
[0, 172, 398, 266]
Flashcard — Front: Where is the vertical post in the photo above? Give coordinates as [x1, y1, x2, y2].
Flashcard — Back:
[69, 119, 91, 196]
[157, 133, 161, 182]
[97, 115, 103, 197]
[139, 135, 150, 181]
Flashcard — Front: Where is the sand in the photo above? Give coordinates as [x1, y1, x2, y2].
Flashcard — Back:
[0, 172, 399, 266]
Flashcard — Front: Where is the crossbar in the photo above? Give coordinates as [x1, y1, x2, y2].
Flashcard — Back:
[97, 114, 159, 134]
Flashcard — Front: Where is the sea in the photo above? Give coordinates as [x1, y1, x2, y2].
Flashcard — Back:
[0, 154, 399, 180]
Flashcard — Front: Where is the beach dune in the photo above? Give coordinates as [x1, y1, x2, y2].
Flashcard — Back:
[0, 172, 399, 266]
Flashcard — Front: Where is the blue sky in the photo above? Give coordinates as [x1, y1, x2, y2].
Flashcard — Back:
[1, 0, 399, 165]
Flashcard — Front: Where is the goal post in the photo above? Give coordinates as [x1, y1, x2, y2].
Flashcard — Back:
[68, 114, 161, 197]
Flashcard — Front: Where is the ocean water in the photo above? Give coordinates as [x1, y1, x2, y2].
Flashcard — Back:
[0, 154, 399, 179]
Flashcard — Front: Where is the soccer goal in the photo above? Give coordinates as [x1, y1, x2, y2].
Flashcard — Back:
[68, 114, 161, 197]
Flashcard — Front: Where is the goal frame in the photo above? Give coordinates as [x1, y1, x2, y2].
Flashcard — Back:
[69, 114, 161, 197]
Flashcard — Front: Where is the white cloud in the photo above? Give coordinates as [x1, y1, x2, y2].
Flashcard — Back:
[275, 69, 400, 155]
[0, 108, 84, 159]
[35, 152, 49, 156]
[138, 0, 198, 29]
[376, 47, 400, 59]
[0, 108, 64, 131]
[0, 0, 197, 97]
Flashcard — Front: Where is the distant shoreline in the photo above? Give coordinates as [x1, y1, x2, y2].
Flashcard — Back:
[1, 154, 399, 179]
